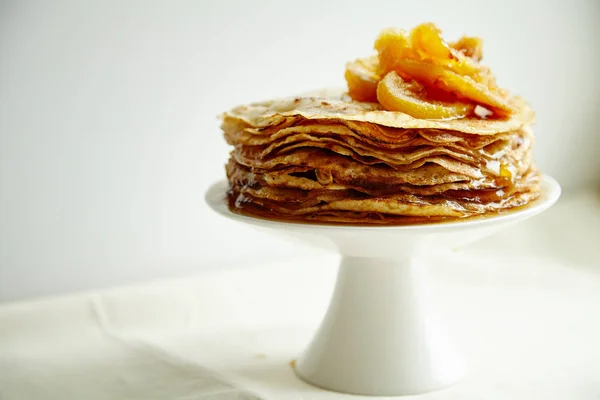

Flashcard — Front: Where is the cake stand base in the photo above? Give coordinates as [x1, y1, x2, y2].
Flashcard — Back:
[295, 256, 465, 396]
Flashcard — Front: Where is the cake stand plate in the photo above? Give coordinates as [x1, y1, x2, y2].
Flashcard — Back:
[205, 175, 560, 396]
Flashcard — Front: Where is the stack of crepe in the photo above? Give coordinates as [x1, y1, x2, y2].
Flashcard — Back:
[220, 24, 541, 225]
[222, 94, 539, 224]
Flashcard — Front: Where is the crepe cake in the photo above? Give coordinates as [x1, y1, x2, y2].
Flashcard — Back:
[220, 24, 541, 224]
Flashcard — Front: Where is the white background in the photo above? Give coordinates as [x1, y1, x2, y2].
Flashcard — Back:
[1, 0, 599, 300]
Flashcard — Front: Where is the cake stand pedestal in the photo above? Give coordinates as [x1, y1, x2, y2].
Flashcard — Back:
[205, 176, 560, 396]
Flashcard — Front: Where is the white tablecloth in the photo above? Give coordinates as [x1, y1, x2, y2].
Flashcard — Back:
[1, 192, 599, 399]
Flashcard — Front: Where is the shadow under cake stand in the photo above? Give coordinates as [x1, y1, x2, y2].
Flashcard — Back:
[205, 175, 560, 396]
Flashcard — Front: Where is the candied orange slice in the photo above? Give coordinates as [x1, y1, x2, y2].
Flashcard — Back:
[345, 56, 380, 102]
[374, 28, 413, 74]
[376, 24, 493, 87]
[410, 23, 458, 63]
[391, 59, 515, 114]
[411, 23, 492, 84]
[451, 36, 483, 61]
[376, 71, 474, 119]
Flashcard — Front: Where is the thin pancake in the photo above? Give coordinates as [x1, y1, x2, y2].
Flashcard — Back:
[224, 91, 534, 135]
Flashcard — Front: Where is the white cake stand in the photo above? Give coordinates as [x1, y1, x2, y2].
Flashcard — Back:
[205, 176, 560, 396]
